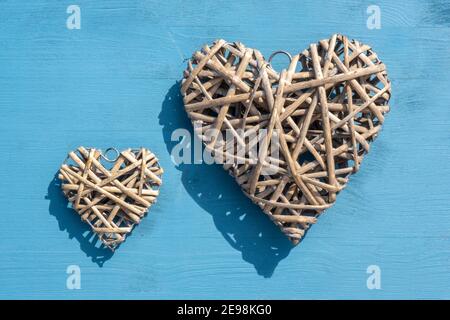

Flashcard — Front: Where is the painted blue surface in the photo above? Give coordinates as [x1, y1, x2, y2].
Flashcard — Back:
[0, 0, 449, 299]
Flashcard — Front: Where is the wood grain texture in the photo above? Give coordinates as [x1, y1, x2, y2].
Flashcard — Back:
[0, 0, 449, 299]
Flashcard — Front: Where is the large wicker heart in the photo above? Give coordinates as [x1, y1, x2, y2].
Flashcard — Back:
[180, 34, 391, 244]
[59, 147, 163, 250]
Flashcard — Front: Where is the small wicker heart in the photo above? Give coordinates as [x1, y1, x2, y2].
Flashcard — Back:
[59, 147, 163, 250]
[181, 34, 391, 244]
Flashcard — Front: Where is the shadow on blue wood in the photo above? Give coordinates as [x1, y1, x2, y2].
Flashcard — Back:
[46, 174, 113, 266]
[159, 83, 294, 278]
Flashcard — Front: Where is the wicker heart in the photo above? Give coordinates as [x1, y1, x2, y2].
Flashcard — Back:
[180, 34, 391, 244]
[59, 147, 163, 250]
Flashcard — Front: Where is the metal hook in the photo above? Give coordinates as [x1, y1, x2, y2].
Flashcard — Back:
[267, 50, 292, 65]
[255, 50, 293, 75]
[100, 147, 120, 163]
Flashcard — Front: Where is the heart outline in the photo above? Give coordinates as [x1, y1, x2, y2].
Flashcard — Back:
[59, 147, 163, 250]
[181, 34, 391, 244]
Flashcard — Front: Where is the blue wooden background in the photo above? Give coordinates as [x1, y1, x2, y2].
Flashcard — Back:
[0, 0, 449, 299]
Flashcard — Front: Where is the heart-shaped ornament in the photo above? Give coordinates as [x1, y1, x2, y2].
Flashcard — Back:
[59, 147, 163, 250]
[181, 34, 391, 244]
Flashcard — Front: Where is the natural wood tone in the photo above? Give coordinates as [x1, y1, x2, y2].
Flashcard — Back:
[181, 34, 391, 244]
[59, 147, 163, 250]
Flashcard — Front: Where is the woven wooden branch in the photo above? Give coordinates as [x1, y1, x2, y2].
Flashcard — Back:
[59, 147, 163, 250]
[181, 34, 391, 244]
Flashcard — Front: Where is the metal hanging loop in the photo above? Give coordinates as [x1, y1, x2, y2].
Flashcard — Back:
[267, 50, 293, 71]
[101, 147, 120, 163]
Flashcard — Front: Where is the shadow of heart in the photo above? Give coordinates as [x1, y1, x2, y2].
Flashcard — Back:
[46, 173, 114, 267]
[159, 82, 294, 278]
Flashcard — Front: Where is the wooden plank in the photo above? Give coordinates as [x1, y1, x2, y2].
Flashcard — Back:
[0, 0, 449, 299]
